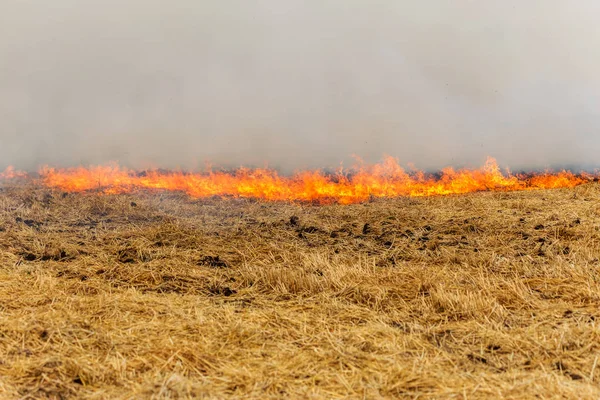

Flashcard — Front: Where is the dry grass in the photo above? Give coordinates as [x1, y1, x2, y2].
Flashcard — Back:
[1, 183, 600, 399]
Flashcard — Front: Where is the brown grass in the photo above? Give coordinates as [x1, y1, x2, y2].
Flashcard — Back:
[1, 183, 600, 399]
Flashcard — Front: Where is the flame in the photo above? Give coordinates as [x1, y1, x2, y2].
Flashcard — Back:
[0, 166, 26, 180]
[1, 157, 594, 204]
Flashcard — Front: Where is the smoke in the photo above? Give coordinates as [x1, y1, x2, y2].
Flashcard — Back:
[2, 0, 600, 172]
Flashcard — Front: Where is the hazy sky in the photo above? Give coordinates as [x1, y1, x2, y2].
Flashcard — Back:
[1, 1, 599, 171]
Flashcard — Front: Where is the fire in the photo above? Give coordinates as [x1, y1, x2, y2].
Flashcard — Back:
[0, 166, 26, 180]
[1, 157, 595, 204]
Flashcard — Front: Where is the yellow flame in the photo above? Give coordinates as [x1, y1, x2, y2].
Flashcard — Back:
[12, 156, 588, 204]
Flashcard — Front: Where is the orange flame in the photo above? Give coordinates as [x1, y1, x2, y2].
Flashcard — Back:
[1, 157, 594, 204]
[0, 166, 26, 180]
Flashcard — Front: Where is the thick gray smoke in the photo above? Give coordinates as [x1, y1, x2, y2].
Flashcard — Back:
[1, 1, 600, 172]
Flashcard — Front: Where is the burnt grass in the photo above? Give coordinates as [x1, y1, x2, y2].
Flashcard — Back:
[1, 184, 600, 398]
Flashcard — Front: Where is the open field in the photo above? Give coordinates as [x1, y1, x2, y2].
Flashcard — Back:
[1, 184, 600, 399]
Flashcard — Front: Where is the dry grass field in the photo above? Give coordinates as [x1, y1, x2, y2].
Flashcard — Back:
[1, 183, 600, 399]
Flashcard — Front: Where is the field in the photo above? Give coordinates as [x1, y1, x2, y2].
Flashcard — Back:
[1, 183, 600, 399]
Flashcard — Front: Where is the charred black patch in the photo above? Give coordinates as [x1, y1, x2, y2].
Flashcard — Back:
[117, 248, 138, 264]
[208, 286, 237, 297]
[56, 269, 88, 281]
[376, 257, 397, 268]
[362, 223, 372, 235]
[554, 361, 583, 380]
[466, 225, 479, 233]
[22, 253, 37, 261]
[537, 248, 546, 257]
[467, 354, 488, 364]
[20, 249, 69, 262]
[297, 226, 321, 239]
[418, 283, 432, 297]
[15, 218, 43, 228]
[198, 255, 229, 268]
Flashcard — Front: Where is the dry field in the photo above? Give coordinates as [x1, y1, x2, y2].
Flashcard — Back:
[1, 183, 600, 399]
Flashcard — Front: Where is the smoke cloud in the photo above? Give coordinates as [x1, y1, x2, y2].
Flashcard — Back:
[2, 1, 600, 172]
